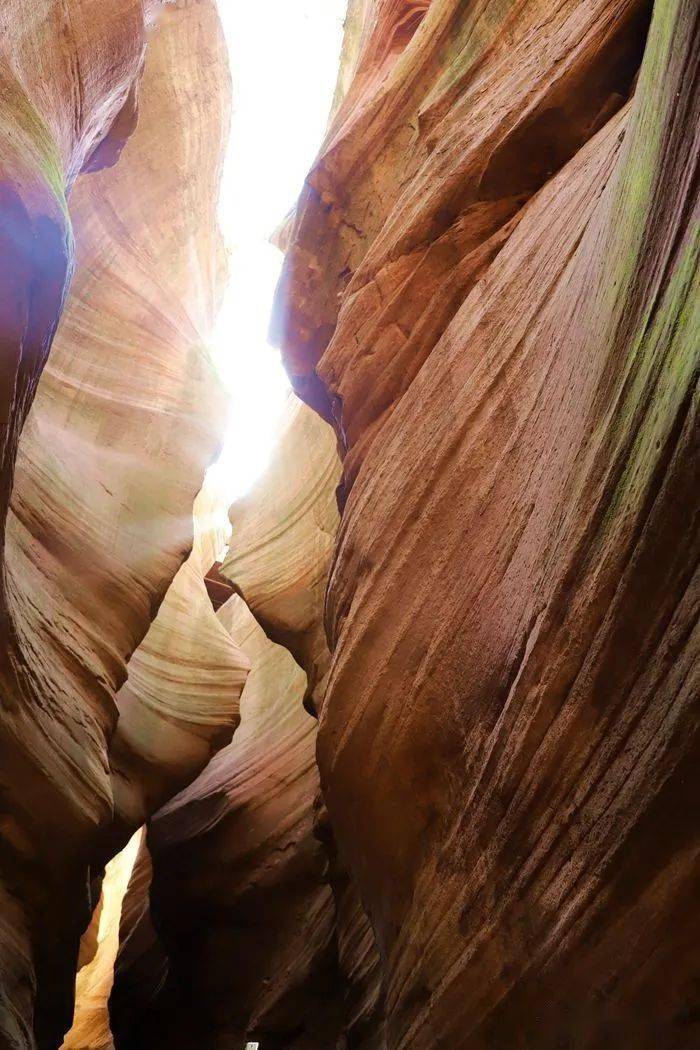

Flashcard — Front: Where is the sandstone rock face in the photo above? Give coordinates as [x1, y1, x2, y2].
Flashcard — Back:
[108, 838, 164, 1046]
[111, 596, 339, 1049]
[61, 832, 142, 1050]
[109, 489, 249, 841]
[275, 1, 699, 1047]
[222, 395, 387, 1048]
[222, 395, 341, 714]
[112, 395, 388, 1049]
[0, 2, 232, 1045]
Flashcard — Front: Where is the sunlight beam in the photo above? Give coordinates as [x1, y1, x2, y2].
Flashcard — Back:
[207, 1, 347, 507]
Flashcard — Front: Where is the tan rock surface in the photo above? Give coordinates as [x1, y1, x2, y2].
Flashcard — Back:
[107, 486, 249, 839]
[0, 1, 232, 1044]
[222, 394, 341, 714]
[113, 394, 386, 1048]
[111, 596, 340, 1048]
[275, 1, 699, 1046]
[108, 838, 166, 1046]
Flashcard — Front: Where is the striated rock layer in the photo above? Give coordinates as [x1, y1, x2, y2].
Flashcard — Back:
[275, 0, 699, 1047]
[111, 403, 347, 1047]
[108, 488, 248, 844]
[222, 396, 387, 1047]
[64, 488, 248, 1050]
[0, 1, 233, 1045]
[112, 395, 387, 1049]
[111, 595, 339, 1048]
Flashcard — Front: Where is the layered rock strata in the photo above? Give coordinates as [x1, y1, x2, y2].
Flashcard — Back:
[274, 0, 699, 1046]
[222, 397, 387, 1047]
[66, 486, 248, 1050]
[108, 488, 248, 843]
[0, 1, 233, 1045]
[112, 395, 387, 1048]
[111, 596, 339, 1048]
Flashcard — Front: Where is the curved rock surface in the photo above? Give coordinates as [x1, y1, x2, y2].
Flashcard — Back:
[275, 1, 699, 1046]
[65, 481, 248, 1047]
[107, 485, 249, 843]
[222, 394, 341, 714]
[2, 0, 696, 1047]
[114, 394, 386, 1049]
[0, 1, 232, 1044]
[111, 595, 339, 1048]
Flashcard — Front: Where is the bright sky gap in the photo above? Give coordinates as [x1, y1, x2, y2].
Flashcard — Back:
[207, 1, 347, 506]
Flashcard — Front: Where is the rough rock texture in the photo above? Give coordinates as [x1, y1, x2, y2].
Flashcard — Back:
[315, 804, 387, 1050]
[0, 2, 233, 1045]
[111, 596, 339, 1049]
[274, 1, 699, 1047]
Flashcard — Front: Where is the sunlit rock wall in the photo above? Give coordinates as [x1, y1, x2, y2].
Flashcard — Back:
[222, 394, 341, 714]
[61, 832, 142, 1050]
[108, 488, 248, 844]
[222, 396, 387, 1047]
[110, 402, 345, 1047]
[274, 0, 699, 1046]
[0, 1, 232, 1045]
[112, 393, 389, 1048]
[65, 489, 249, 1050]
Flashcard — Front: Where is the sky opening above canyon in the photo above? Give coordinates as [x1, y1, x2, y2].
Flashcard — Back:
[206, 0, 347, 505]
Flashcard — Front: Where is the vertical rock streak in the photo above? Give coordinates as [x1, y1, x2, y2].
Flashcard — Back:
[274, 0, 699, 1046]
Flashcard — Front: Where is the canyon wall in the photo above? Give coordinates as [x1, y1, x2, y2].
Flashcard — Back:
[112, 595, 339, 1048]
[222, 396, 341, 714]
[1, 0, 696, 1048]
[0, 2, 234, 1045]
[62, 832, 142, 1050]
[109, 402, 349, 1047]
[111, 397, 391, 1048]
[273, 0, 699, 1047]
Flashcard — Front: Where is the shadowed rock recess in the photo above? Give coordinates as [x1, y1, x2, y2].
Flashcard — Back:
[0, 1, 697, 1049]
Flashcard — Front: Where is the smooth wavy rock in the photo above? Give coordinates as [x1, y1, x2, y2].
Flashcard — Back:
[275, 1, 699, 1046]
[221, 394, 341, 714]
[0, 1, 231, 1045]
[110, 595, 341, 1048]
[108, 487, 249, 839]
[0, 0, 157, 545]
[115, 395, 385, 1048]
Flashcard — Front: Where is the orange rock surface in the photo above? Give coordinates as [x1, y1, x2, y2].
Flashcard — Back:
[274, 0, 699, 1046]
[0, 0, 696, 1047]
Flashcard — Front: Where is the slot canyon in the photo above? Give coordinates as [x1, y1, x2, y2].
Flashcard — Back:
[0, 0, 697, 1048]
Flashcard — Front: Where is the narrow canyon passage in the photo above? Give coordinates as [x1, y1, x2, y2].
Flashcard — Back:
[0, 2, 697, 1050]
